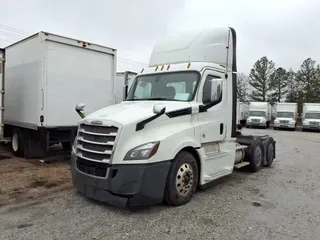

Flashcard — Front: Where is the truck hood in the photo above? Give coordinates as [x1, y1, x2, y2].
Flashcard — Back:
[305, 118, 320, 122]
[275, 117, 294, 121]
[83, 101, 192, 125]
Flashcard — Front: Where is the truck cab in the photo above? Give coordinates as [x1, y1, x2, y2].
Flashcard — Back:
[246, 102, 271, 129]
[302, 103, 320, 131]
[273, 102, 297, 130]
[71, 27, 276, 208]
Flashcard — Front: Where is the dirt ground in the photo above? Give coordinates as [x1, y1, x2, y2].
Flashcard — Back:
[0, 144, 72, 207]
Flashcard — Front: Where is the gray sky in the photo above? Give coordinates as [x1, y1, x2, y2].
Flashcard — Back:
[0, 0, 319, 74]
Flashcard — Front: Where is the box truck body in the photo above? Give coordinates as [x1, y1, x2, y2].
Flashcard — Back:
[4, 31, 117, 158]
[236, 101, 249, 126]
[302, 103, 320, 131]
[115, 71, 137, 104]
[273, 102, 297, 130]
[246, 102, 272, 128]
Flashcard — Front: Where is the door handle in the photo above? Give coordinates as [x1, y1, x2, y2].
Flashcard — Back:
[220, 123, 223, 135]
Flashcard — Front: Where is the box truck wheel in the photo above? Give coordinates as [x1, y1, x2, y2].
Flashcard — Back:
[247, 140, 264, 172]
[164, 151, 199, 206]
[11, 130, 24, 156]
[61, 142, 71, 151]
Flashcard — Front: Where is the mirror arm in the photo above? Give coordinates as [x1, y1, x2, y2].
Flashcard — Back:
[76, 110, 86, 119]
[136, 108, 165, 131]
[199, 93, 223, 113]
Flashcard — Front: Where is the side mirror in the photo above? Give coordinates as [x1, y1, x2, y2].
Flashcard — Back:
[75, 103, 86, 118]
[153, 104, 166, 114]
[210, 78, 223, 102]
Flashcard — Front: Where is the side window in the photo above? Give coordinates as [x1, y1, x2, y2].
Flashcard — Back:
[202, 75, 222, 105]
[134, 81, 152, 98]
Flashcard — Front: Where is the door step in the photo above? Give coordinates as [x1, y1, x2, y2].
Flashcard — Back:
[234, 161, 250, 169]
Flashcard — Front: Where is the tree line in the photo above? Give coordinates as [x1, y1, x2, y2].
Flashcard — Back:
[237, 56, 320, 112]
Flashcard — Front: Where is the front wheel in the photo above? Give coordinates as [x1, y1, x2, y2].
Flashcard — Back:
[164, 151, 199, 206]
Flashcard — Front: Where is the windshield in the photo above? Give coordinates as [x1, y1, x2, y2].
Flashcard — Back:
[277, 112, 293, 118]
[126, 72, 199, 101]
[249, 111, 266, 117]
[305, 112, 320, 119]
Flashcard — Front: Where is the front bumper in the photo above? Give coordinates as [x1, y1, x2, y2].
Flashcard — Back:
[71, 153, 171, 208]
[246, 122, 266, 127]
[303, 125, 320, 130]
[274, 123, 296, 129]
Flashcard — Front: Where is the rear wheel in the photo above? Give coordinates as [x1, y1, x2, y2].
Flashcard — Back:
[164, 151, 199, 206]
[11, 130, 24, 156]
[247, 140, 264, 172]
[264, 138, 275, 167]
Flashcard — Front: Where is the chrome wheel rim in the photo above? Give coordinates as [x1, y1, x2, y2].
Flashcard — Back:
[176, 163, 194, 196]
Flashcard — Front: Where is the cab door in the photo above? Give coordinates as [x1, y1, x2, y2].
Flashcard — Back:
[198, 70, 227, 144]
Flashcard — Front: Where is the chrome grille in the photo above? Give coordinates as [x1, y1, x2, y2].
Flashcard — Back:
[75, 123, 118, 164]
[310, 121, 319, 125]
[280, 120, 289, 124]
[252, 119, 260, 123]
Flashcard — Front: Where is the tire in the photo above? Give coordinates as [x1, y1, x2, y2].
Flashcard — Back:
[247, 140, 264, 172]
[11, 130, 24, 157]
[61, 142, 71, 151]
[164, 151, 199, 206]
[264, 138, 275, 167]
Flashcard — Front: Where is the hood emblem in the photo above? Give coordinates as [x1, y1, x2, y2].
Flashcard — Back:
[91, 120, 103, 125]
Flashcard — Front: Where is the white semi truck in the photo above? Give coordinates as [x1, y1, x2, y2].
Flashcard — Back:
[237, 101, 249, 126]
[302, 103, 320, 131]
[273, 102, 298, 130]
[246, 102, 272, 129]
[3, 32, 117, 158]
[71, 27, 276, 208]
[115, 71, 137, 104]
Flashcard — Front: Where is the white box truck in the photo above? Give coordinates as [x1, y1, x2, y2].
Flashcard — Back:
[0, 49, 4, 140]
[246, 102, 272, 129]
[115, 71, 137, 104]
[3, 31, 117, 158]
[302, 103, 320, 131]
[71, 26, 276, 208]
[237, 101, 249, 126]
[273, 102, 298, 130]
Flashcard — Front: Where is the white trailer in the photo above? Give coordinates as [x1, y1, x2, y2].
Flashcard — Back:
[237, 101, 249, 126]
[4, 32, 117, 158]
[302, 103, 320, 131]
[273, 102, 298, 130]
[246, 102, 272, 129]
[115, 71, 137, 104]
[71, 26, 276, 208]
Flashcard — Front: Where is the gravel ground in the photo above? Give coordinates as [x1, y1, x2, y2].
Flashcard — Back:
[1, 129, 320, 240]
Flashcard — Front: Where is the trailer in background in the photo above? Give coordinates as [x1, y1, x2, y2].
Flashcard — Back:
[3, 32, 117, 158]
[273, 102, 298, 130]
[115, 71, 137, 104]
[302, 103, 320, 131]
[246, 102, 272, 129]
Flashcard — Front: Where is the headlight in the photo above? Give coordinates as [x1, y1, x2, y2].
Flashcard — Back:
[274, 119, 279, 123]
[290, 120, 295, 124]
[124, 142, 160, 160]
[261, 119, 266, 123]
[247, 118, 251, 122]
[303, 121, 308, 125]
